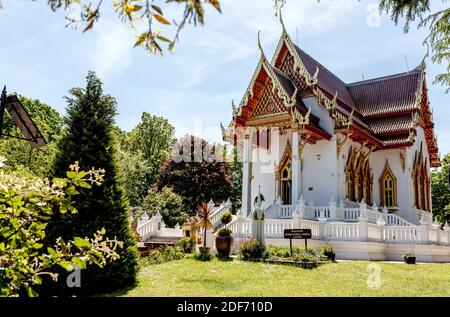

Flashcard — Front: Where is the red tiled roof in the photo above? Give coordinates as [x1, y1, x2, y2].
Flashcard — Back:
[348, 68, 421, 118]
[272, 67, 296, 97]
[366, 114, 414, 135]
[295, 45, 356, 108]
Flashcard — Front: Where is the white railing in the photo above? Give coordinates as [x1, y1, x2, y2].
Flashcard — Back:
[343, 208, 360, 221]
[265, 219, 294, 237]
[314, 206, 330, 218]
[229, 215, 450, 246]
[299, 220, 321, 238]
[210, 203, 229, 227]
[264, 204, 296, 219]
[137, 213, 184, 240]
[382, 226, 421, 243]
[228, 217, 252, 236]
[325, 222, 360, 241]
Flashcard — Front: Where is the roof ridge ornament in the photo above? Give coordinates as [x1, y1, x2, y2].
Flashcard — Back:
[257, 30, 266, 59]
[279, 11, 289, 39]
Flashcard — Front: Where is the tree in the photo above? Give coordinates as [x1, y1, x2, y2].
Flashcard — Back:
[119, 148, 152, 207]
[157, 135, 232, 215]
[44, 71, 139, 295]
[0, 0, 222, 55]
[431, 153, 450, 225]
[196, 202, 213, 248]
[379, 0, 450, 92]
[120, 112, 175, 206]
[0, 159, 122, 297]
[0, 96, 63, 177]
[143, 186, 189, 227]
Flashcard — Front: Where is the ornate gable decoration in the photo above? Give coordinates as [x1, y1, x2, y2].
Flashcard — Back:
[237, 32, 297, 123]
[270, 16, 354, 131]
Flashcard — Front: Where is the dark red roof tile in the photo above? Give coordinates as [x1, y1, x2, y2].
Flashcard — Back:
[366, 114, 414, 135]
[295, 45, 356, 108]
[348, 69, 421, 118]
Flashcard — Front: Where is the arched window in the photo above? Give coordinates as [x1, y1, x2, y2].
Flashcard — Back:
[412, 144, 430, 212]
[379, 160, 397, 207]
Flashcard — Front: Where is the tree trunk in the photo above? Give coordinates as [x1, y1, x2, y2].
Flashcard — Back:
[203, 226, 207, 248]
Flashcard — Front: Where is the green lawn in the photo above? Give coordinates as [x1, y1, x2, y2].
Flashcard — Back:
[110, 258, 450, 297]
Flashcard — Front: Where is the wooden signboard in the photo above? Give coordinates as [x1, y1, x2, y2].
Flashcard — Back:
[284, 229, 312, 252]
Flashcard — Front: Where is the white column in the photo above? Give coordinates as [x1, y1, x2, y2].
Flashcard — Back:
[292, 130, 300, 204]
[242, 133, 251, 217]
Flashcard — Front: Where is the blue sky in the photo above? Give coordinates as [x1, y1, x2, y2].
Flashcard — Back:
[0, 0, 449, 155]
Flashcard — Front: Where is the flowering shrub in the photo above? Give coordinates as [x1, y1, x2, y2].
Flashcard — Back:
[0, 158, 122, 296]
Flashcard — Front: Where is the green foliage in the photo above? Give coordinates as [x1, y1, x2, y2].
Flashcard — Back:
[157, 135, 232, 216]
[139, 246, 185, 266]
[0, 0, 222, 55]
[119, 112, 175, 207]
[143, 186, 189, 228]
[196, 202, 214, 248]
[118, 149, 152, 207]
[217, 227, 232, 237]
[0, 160, 121, 297]
[239, 239, 268, 261]
[431, 153, 450, 225]
[0, 95, 63, 177]
[267, 245, 325, 268]
[220, 211, 233, 225]
[194, 250, 212, 261]
[379, 0, 450, 92]
[229, 146, 242, 214]
[178, 237, 194, 253]
[320, 244, 335, 260]
[44, 71, 139, 295]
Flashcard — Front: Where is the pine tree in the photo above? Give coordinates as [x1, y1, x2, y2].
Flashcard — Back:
[44, 72, 138, 295]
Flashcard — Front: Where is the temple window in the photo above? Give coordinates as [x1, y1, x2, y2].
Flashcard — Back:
[379, 160, 397, 208]
[412, 144, 430, 211]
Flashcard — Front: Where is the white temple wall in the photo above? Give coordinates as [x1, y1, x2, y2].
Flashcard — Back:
[300, 137, 338, 205]
[303, 97, 335, 134]
[250, 129, 290, 210]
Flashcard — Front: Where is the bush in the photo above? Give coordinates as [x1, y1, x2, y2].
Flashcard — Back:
[239, 239, 267, 261]
[218, 228, 233, 237]
[140, 246, 185, 266]
[194, 251, 212, 261]
[267, 245, 316, 259]
[178, 237, 194, 253]
[220, 212, 233, 225]
[320, 244, 336, 261]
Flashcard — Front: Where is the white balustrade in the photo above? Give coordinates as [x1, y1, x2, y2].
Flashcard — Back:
[314, 206, 330, 219]
[382, 226, 421, 243]
[343, 208, 360, 221]
[264, 219, 294, 237]
[299, 220, 321, 238]
[325, 222, 360, 241]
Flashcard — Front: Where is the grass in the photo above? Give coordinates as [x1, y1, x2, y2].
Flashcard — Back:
[109, 258, 450, 297]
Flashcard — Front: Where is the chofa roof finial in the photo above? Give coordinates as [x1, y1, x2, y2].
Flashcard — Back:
[279, 11, 287, 34]
[257, 30, 265, 58]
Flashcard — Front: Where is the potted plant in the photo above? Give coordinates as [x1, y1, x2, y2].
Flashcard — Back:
[215, 212, 234, 256]
[320, 244, 336, 261]
[196, 202, 214, 255]
[403, 252, 416, 264]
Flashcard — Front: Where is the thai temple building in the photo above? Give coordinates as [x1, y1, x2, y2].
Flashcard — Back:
[217, 21, 450, 261]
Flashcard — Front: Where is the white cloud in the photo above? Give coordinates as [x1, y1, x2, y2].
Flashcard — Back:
[89, 21, 134, 79]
